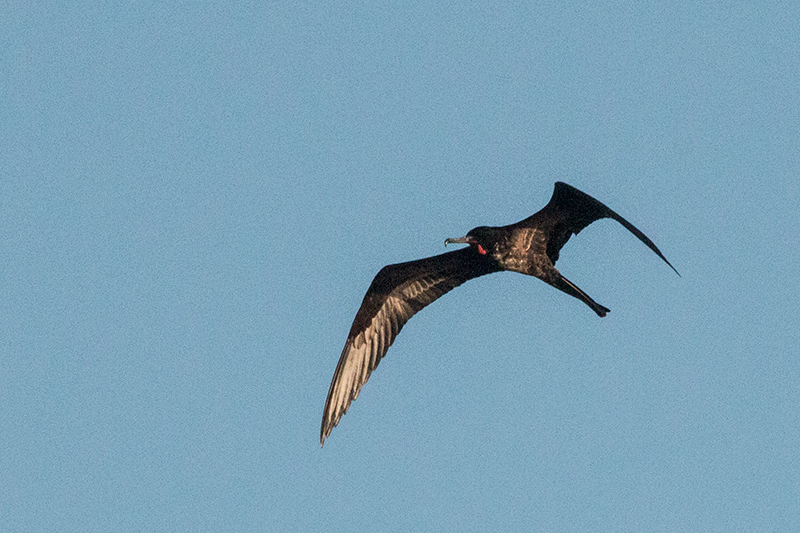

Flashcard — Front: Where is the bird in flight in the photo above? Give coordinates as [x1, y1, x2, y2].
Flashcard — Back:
[320, 182, 678, 446]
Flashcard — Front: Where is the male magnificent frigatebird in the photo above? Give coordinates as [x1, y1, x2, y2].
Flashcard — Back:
[321, 182, 678, 446]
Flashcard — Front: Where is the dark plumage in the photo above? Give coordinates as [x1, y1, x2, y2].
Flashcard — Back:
[320, 182, 678, 446]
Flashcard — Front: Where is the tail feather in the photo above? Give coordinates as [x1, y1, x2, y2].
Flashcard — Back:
[547, 271, 610, 317]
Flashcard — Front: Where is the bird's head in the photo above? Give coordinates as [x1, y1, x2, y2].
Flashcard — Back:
[444, 226, 496, 255]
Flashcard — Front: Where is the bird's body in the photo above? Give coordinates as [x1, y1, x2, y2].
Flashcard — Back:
[320, 182, 678, 446]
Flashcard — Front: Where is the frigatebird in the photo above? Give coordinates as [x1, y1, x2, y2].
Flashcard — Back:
[321, 182, 678, 446]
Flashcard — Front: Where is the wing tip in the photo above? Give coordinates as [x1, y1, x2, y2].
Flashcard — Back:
[651, 247, 680, 277]
[320, 417, 334, 447]
[666, 261, 681, 277]
[320, 404, 342, 448]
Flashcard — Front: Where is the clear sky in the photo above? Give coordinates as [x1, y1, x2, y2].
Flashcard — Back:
[3, 2, 799, 531]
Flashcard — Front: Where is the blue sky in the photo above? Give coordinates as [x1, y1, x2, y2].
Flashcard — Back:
[3, 2, 799, 531]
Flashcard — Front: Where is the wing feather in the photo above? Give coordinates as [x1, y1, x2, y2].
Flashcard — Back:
[320, 248, 497, 446]
[517, 182, 679, 274]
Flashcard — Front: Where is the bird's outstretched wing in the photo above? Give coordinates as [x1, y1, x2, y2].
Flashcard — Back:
[519, 182, 679, 274]
[321, 248, 498, 446]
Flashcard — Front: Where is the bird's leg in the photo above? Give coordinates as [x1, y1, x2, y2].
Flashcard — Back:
[543, 270, 610, 317]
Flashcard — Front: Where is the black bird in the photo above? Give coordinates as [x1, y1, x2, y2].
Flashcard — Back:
[321, 182, 678, 446]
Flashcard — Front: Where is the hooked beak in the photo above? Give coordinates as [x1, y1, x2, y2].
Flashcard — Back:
[444, 235, 474, 246]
